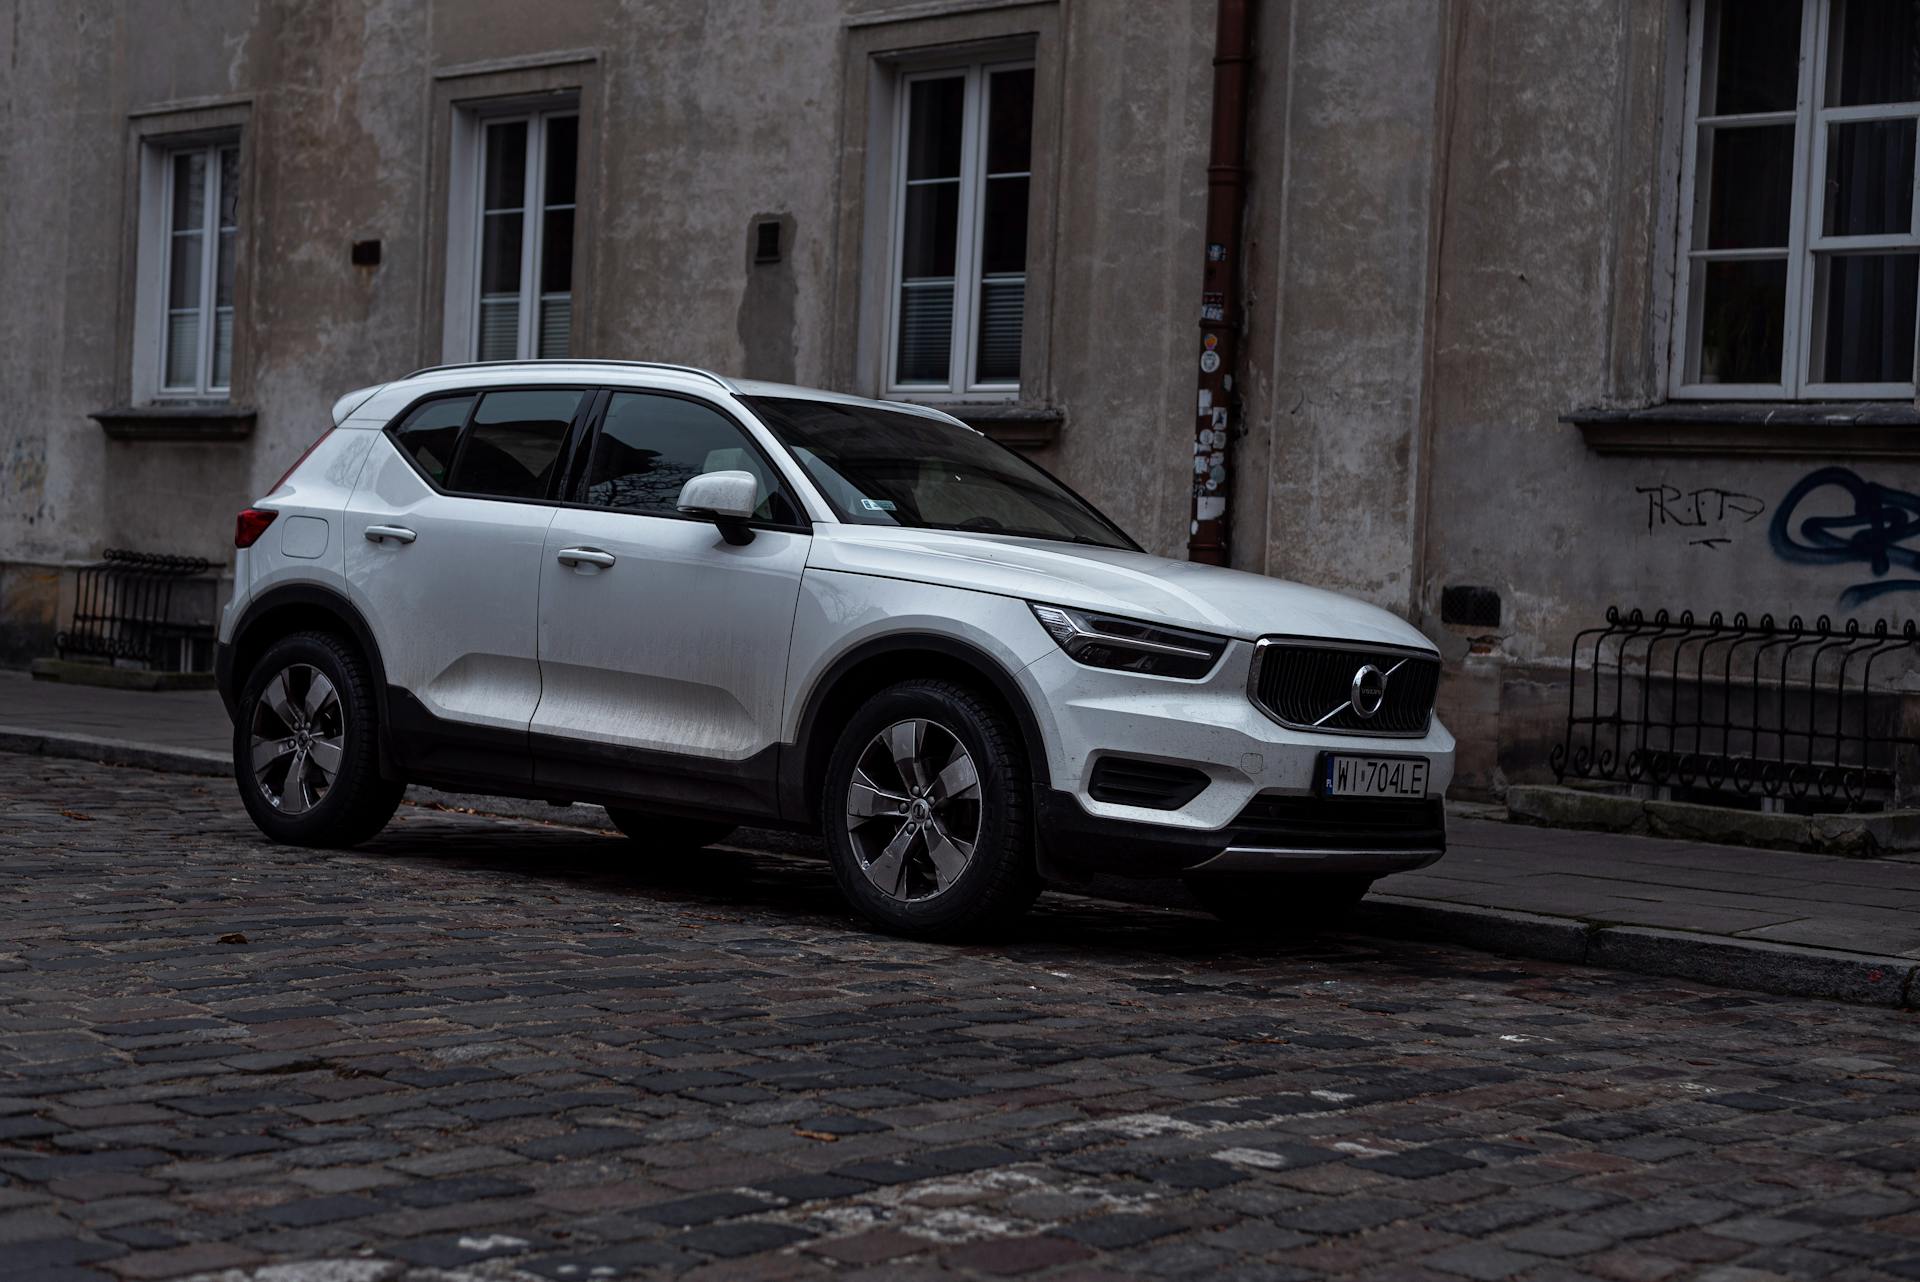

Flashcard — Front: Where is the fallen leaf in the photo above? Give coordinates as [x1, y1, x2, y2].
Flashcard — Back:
[59, 810, 95, 822]
[218, 932, 249, 945]
[793, 1129, 840, 1143]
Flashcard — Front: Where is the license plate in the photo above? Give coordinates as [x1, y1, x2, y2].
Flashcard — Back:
[1323, 754, 1429, 799]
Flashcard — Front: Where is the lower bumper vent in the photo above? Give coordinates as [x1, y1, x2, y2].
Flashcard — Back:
[1088, 758, 1210, 810]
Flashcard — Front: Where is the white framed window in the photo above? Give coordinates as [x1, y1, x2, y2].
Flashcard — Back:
[884, 60, 1034, 397]
[1674, 0, 1920, 400]
[151, 140, 240, 398]
[454, 105, 577, 362]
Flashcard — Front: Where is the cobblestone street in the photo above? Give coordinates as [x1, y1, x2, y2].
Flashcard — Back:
[2, 751, 1918, 1282]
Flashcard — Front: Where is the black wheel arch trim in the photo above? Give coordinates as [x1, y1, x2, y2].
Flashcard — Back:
[782, 631, 1052, 824]
[221, 584, 396, 775]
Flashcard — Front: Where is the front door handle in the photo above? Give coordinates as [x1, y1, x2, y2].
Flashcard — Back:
[364, 525, 417, 545]
[556, 546, 616, 569]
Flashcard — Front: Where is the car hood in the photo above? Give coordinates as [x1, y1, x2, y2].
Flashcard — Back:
[808, 525, 1435, 650]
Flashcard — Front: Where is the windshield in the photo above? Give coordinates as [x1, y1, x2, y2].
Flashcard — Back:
[743, 397, 1137, 551]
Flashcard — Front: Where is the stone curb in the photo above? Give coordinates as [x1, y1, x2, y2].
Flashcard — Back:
[0, 726, 230, 777]
[1357, 894, 1920, 1010]
[6, 726, 1916, 1010]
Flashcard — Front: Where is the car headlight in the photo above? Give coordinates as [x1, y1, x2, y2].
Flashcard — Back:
[1028, 603, 1227, 679]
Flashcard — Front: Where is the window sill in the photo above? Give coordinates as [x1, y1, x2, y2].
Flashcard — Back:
[903, 402, 1062, 448]
[91, 404, 257, 442]
[1563, 402, 1920, 458]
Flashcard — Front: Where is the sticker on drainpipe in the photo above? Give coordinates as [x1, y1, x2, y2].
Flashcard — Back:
[1197, 496, 1226, 520]
[1198, 389, 1213, 415]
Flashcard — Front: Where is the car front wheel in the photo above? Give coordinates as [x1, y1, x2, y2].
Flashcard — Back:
[822, 679, 1039, 938]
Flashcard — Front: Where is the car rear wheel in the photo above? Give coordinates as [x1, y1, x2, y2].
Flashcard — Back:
[603, 808, 736, 851]
[235, 632, 403, 847]
[822, 679, 1039, 939]
[1183, 874, 1373, 933]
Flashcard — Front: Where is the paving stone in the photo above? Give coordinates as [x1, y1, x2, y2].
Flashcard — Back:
[0, 751, 1917, 1282]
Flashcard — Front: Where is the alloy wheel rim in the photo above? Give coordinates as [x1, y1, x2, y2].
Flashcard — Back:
[845, 718, 983, 902]
[249, 663, 345, 815]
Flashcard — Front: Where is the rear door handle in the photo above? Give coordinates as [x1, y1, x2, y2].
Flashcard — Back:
[364, 525, 417, 545]
[556, 547, 616, 569]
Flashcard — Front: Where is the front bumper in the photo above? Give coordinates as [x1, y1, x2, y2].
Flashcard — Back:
[1034, 786, 1446, 881]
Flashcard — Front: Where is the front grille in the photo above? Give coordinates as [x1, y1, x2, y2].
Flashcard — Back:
[1088, 757, 1210, 810]
[1252, 642, 1440, 735]
[1233, 794, 1446, 852]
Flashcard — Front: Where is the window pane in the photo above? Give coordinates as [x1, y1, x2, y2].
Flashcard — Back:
[905, 77, 964, 180]
[212, 310, 233, 388]
[1697, 124, 1794, 249]
[446, 389, 581, 499]
[1706, 0, 1801, 115]
[975, 277, 1024, 384]
[539, 295, 571, 359]
[544, 115, 577, 207]
[168, 228, 203, 308]
[985, 68, 1034, 174]
[1691, 257, 1788, 384]
[482, 120, 528, 211]
[164, 314, 199, 389]
[980, 175, 1029, 276]
[478, 298, 519, 361]
[171, 151, 206, 232]
[1817, 253, 1919, 382]
[587, 393, 795, 521]
[216, 230, 236, 308]
[900, 182, 959, 279]
[541, 208, 573, 294]
[1825, 119, 1917, 237]
[896, 282, 954, 384]
[481, 212, 523, 294]
[1828, 0, 1920, 107]
[391, 396, 474, 485]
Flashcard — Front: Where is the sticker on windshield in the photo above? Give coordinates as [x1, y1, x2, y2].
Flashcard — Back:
[860, 499, 897, 512]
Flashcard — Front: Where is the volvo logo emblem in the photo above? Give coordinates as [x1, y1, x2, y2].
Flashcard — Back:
[1350, 664, 1388, 719]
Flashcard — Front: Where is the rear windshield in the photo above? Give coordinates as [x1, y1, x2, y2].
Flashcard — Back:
[743, 397, 1136, 551]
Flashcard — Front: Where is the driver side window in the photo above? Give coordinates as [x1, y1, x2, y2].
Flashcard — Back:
[583, 392, 800, 523]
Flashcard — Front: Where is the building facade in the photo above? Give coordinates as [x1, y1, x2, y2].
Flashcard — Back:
[2, 0, 1914, 796]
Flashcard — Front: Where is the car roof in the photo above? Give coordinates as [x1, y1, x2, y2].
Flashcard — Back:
[340, 360, 965, 429]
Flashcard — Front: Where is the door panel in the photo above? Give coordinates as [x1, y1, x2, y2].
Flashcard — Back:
[345, 434, 557, 783]
[531, 511, 808, 808]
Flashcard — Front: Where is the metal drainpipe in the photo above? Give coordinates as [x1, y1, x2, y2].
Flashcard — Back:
[1186, 0, 1256, 567]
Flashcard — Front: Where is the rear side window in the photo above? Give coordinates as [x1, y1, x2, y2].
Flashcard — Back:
[585, 392, 799, 524]
[390, 395, 473, 485]
[441, 389, 583, 500]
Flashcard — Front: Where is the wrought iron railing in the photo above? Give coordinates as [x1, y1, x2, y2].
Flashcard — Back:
[1550, 607, 1920, 813]
[57, 549, 216, 673]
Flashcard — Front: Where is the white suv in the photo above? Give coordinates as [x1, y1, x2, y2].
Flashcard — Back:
[217, 361, 1453, 937]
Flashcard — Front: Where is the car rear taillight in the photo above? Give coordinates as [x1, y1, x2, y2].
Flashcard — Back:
[268, 427, 335, 494]
[234, 508, 278, 549]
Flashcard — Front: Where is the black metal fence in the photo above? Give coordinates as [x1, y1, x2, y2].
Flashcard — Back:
[1550, 607, 1920, 813]
[57, 550, 216, 673]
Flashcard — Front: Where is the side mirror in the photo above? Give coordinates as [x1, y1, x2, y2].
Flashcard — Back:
[677, 470, 759, 545]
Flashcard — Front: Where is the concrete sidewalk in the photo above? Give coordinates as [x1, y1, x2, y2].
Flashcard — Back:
[4, 669, 1918, 1007]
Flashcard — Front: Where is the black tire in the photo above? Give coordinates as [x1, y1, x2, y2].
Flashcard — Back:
[603, 808, 736, 851]
[233, 631, 403, 847]
[1183, 874, 1374, 933]
[821, 678, 1039, 939]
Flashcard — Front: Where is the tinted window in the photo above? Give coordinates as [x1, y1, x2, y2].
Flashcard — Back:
[443, 389, 582, 499]
[390, 395, 473, 485]
[745, 397, 1133, 550]
[585, 393, 799, 523]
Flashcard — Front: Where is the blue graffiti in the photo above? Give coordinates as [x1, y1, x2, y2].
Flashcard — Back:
[1770, 466, 1920, 609]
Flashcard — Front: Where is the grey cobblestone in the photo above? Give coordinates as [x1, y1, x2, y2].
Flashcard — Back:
[1, 752, 1918, 1279]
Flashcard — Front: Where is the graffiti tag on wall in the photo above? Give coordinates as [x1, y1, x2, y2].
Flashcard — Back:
[1770, 466, 1920, 610]
[1636, 484, 1766, 548]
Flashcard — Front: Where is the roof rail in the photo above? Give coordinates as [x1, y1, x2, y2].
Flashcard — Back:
[401, 358, 736, 391]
